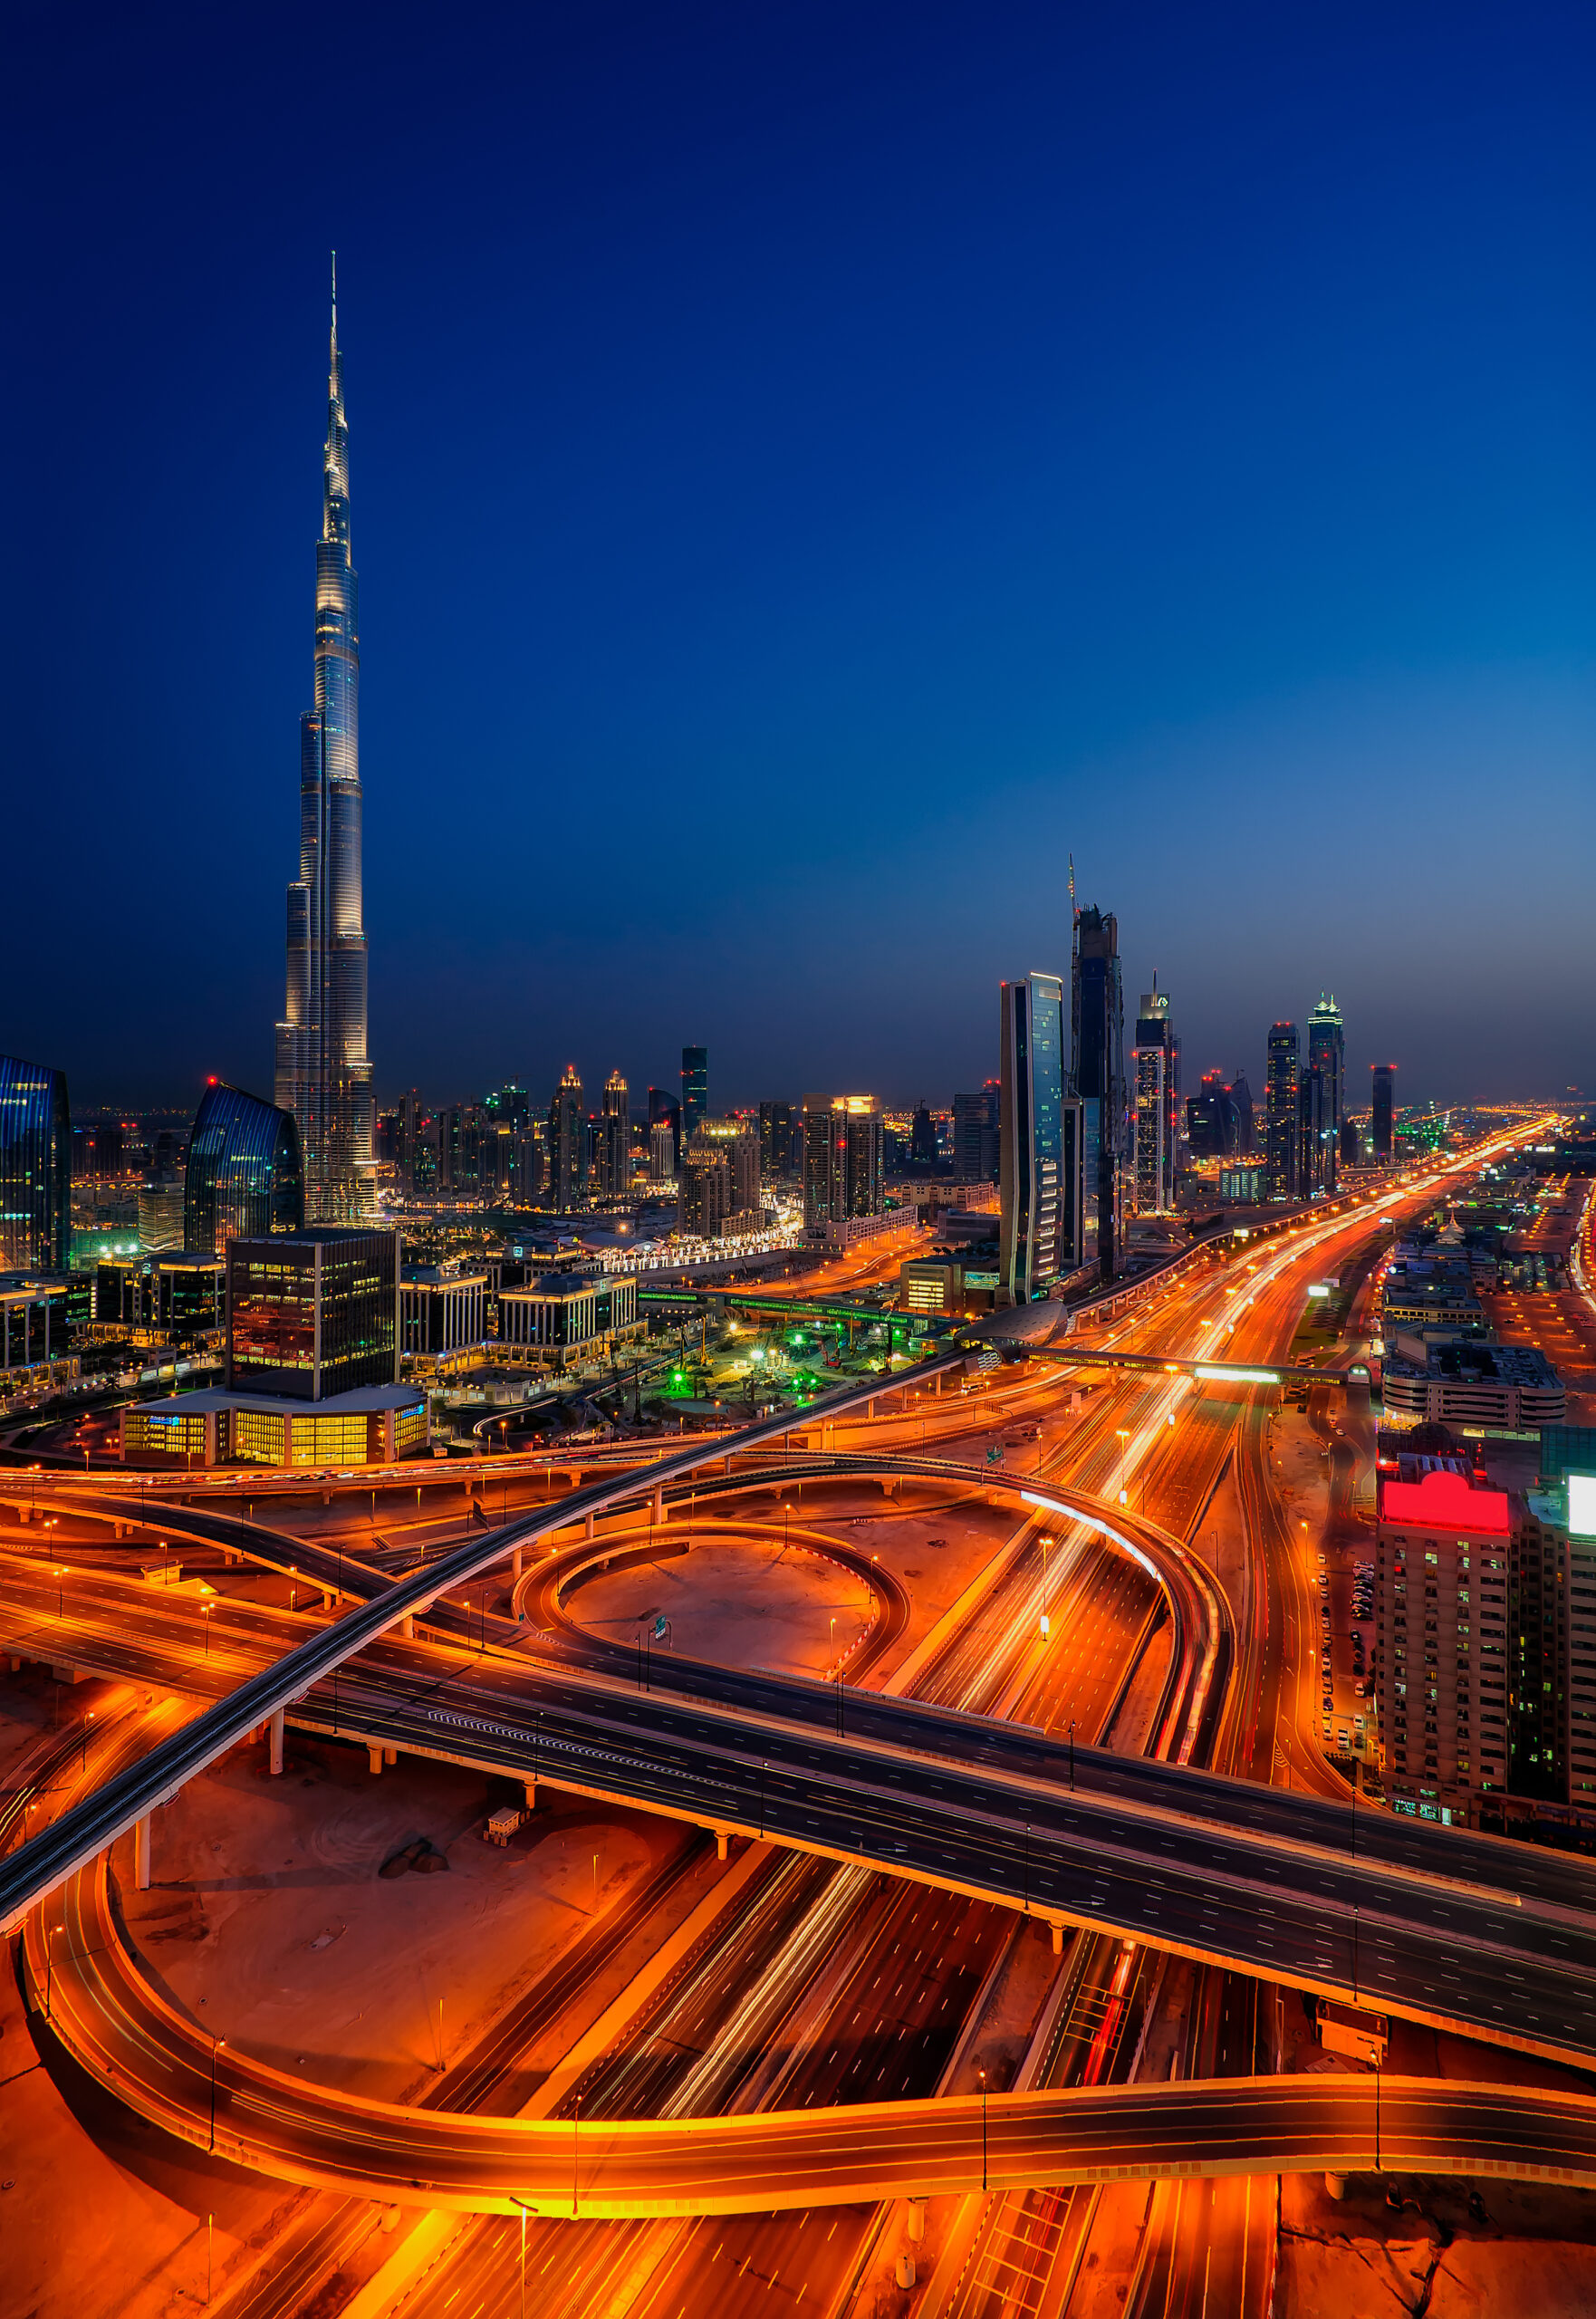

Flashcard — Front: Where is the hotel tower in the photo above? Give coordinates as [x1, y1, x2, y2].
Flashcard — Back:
[274, 260, 374, 1220]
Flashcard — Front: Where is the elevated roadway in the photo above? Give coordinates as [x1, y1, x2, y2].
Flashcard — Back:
[26, 1856, 1596, 2214]
[6, 1510, 1596, 2068]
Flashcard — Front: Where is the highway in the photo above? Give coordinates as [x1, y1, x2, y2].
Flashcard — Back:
[28, 1852, 1596, 2212]
[9, 1531, 1596, 2068]
[6, 1118, 1578, 2319]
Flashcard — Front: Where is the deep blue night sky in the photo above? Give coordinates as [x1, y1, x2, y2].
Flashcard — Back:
[7, 2, 1595, 1116]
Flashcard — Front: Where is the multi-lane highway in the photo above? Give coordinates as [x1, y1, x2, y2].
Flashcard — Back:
[5, 1117, 1577, 2318]
[30, 1850, 1596, 2213]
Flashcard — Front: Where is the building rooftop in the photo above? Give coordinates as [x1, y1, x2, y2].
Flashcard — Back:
[134, 1382, 423, 1417]
[1383, 1339, 1562, 1389]
[1377, 1464, 1512, 1536]
[501, 1272, 628, 1298]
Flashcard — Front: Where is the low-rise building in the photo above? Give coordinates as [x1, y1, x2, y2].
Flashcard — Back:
[899, 1258, 965, 1315]
[92, 1252, 224, 1343]
[1379, 1260, 1486, 1338]
[1381, 1339, 1564, 1431]
[0, 1274, 84, 1388]
[400, 1267, 488, 1358]
[496, 1273, 640, 1370]
[120, 1381, 428, 1468]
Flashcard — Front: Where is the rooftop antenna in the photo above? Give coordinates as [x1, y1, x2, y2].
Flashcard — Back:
[1068, 853, 1077, 923]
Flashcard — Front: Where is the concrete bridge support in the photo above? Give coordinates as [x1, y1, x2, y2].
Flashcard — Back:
[134, 1814, 151, 1891]
[268, 1709, 284, 1775]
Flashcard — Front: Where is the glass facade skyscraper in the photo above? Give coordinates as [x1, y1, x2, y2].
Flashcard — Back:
[1071, 905, 1124, 1284]
[183, 1081, 304, 1258]
[681, 1046, 708, 1145]
[0, 1053, 70, 1273]
[1307, 993, 1345, 1192]
[274, 260, 374, 1223]
[1000, 976, 1082, 1303]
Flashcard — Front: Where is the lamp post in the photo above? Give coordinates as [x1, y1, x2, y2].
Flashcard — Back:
[1067, 1718, 1076, 1794]
[1115, 1429, 1130, 1506]
[978, 2065, 988, 2191]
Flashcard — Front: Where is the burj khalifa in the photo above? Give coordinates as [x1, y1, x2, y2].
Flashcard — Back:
[274, 259, 374, 1221]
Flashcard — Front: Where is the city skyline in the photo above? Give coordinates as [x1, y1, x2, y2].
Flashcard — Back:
[7, 5, 1596, 1109]
[8, 10, 1596, 2310]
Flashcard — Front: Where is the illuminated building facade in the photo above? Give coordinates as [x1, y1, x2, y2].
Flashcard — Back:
[802, 1095, 884, 1230]
[649, 1088, 682, 1173]
[999, 973, 1081, 1303]
[1131, 984, 1177, 1214]
[0, 1053, 70, 1274]
[226, 1227, 399, 1400]
[952, 1083, 1000, 1183]
[681, 1046, 708, 1144]
[1307, 993, 1344, 1191]
[1371, 1063, 1396, 1159]
[596, 1071, 630, 1198]
[1071, 906, 1124, 1283]
[183, 1082, 303, 1258]
[274, 262, 374, 1224]
[758, 1101, 797, 1181]
[548, 1067, 586, 1211]
[1265, 1021, 1299, 1198]
[1376, 1461, 1511, 1823]
[680, 1117, 761, 1236]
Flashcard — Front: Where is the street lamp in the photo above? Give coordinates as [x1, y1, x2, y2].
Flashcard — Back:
[978, 2065, 988, 2191]
[1114, 1429, 1130, 1506]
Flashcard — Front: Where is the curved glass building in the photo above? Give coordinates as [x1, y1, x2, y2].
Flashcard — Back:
[274, 257, 374, 1222]
[183, 1083, 303, 1258]
[0, 1053, 70, 1273]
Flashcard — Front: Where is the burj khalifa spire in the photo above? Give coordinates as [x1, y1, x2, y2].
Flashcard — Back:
[274, 255, 374, 1220]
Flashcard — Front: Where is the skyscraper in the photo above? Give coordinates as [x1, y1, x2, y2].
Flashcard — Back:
[1071, 905, 1124, 1283]
[548, 1067, 585, 1212]
[274, 260, 374, 1225]
[999, 975, 1081, 1304]
[1307, 994, 1345, 1192]
[952, 1083, 1001, 1183]
[183, 1082, 303, 1258]
[1371, 1063, 1396, 1159]
[1265, 1022, 1300, 1198]
[0, 1053, 70, 1273]
[801, 1096, 884, 1229]
[1131, 983, 1176, 1214]
[681, 1046, 708, 1145]
[649, 1088, 682, 1174]
[758, 1101, 797, 1181]
[596, 1071, 629, 1198]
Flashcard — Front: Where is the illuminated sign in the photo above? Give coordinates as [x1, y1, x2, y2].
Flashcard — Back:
[1195, 1364, 1280, 1386]
[1569, 1473, 1596, 1540]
